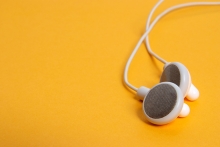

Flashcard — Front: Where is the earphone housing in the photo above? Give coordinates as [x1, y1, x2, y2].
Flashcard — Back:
[143, 82, 184, 125]
[161, 62, 191, 97]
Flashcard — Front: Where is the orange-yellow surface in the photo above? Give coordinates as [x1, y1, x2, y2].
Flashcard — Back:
[0, 0, 220, 146]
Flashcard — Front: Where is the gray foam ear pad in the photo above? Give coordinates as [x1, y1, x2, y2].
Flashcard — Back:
[143, 84, 177, 119]
[160, 64, 180, 86]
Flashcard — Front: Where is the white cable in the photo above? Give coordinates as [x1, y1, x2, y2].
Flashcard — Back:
[124, 0, 163, 91]
[145, 1, 220, 64]
[124, 1, 220, 92]
[146, 0, 167, 64]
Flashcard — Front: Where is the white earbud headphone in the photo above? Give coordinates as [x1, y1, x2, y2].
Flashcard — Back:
[124, 0, 220, 125]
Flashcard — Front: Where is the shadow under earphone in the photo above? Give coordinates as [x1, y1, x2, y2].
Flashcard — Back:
[183, 98, 192, 102]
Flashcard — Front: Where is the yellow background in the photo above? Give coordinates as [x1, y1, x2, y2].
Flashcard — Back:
[0, 0, 220, 146]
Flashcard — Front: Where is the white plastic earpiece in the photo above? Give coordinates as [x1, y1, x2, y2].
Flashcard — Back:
[186, 84, 199, 101]
[137, 86, 150, 100]
[160, 62, 200, 101]
[179, 103, 190, 117]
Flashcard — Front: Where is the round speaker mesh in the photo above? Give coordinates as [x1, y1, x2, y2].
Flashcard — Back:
[143, 84, 177, 119]
[160, 65, 180, 86]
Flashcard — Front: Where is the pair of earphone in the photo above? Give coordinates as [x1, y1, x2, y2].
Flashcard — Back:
[124, 0, 220, 125]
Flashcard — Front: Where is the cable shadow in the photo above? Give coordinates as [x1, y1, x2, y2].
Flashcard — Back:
[122, 79, 136, 95]
[149, 54, 162, 77]
[144, 41, 163, 78]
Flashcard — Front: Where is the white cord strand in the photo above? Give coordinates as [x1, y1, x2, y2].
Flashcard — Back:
[124, 1, 220, 92]
[145, 1, 220, 64]
[123, 0, 163, 91]
[146, 0, 167, 64]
